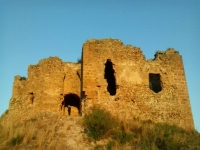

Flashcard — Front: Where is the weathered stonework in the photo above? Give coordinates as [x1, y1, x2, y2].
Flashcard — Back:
[8, 39, 194, 130]
[9, 57, 81, 120]
[82, 39, 194, 130]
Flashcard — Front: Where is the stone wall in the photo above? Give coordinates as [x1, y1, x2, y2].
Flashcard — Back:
[82, 39, 194, 130]
[63, 62, 81, 96]
[9, 57, 81, 121]
[7, 38, 194, 130]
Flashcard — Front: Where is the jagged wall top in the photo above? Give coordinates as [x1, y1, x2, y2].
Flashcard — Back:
[9, 56, 81, 121]
[6, 38, 194, 131]
[82, 39, 194, 130]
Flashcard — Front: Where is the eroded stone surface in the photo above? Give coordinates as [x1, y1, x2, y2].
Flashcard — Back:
[82, 39, 194, 130]
[9, 57, 81, 121]
[7, 39, 194, 131]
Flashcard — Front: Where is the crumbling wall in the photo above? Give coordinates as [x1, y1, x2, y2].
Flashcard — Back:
[82, 39, 194, 130]
[9, 76, 28, 116]
[9, 57, 81, 121]
[62, 62, 81, 116]
[63, 62, 81, 96]
[7, 39, 194, 130]
[26, 57, 64, 112]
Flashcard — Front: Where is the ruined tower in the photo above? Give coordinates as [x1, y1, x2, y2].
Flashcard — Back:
[8, 39, 194, 130]
[82, 39, 194, 130]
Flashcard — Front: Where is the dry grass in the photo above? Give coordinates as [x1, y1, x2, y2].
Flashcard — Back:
[0, 112, 68, 150]
[57, 132, 66, 138]
[22, 122, 36, 144]
[1, 107, 199, 150]
[66, 125, 71, 130]
[57, 142, 66, 150]
[36, 130, 46, 150]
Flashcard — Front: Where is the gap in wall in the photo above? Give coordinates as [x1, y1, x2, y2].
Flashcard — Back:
[104, 59, 116, 95]
[149, 73, 162, 93]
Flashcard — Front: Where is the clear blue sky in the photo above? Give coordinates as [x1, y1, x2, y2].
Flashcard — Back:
[0, 0, 200, 131]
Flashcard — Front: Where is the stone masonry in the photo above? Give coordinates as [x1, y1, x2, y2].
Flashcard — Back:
[9, 57, 81, 121]
[82, 39, 194, 130]
[8, 39, 194, 130]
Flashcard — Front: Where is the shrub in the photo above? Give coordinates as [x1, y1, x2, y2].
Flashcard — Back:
[83, 107, 200, 149]
[77, 58, 82, 63]
[10, 134, 23, 145]
[0, 124, 3, 133]
[29, 118, 37, 122]
[20, 77, 26, 80]
[5, 110, 9, 115]
[113, 130, 134, 145]
[94, 144, 104, 150]
[83, 106, 117, 140]
[106, 141, 115, 150]
[0, 109, 9, 119]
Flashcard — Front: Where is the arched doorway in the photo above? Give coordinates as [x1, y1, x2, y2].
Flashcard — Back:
[61, 93, 81, 116]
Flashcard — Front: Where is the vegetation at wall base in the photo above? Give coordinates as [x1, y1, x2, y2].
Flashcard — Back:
[0, 112, 78, 150]
[10, 134, 23, 145]
[83, 106, 118, 140]
[83, 106, 200, 150]
[0, 107, 199, 150]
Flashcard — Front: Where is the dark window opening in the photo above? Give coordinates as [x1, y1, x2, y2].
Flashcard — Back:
[61, 93, 81, 116]
[29, 92, 34, 104]
[104, 59, 116, 95]
[149, 73, 162, 93]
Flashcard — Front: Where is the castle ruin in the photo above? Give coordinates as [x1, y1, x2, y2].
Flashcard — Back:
[9, 39, 194, 130]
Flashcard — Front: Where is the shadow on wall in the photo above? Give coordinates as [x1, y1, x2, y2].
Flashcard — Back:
[61, 93, 81, 115]
[29, 92, 34, 104]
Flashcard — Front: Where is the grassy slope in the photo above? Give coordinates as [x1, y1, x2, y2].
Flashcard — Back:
[0, 108, 200, 150]
[83, 107, 200, 150]
[0, 110, 89, 150]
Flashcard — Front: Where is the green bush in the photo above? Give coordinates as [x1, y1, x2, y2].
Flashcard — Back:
[10, 134, 23, 145]
[106, 141, 115, 150]
[29, 117, 37, 122]
[0, 124, 3, 133]
[83, 106, 117, 140]
[5, 109, 9, 115]
[94, 144, 104, 150]
[76, 58, 82, 63]
[149, 123, 200, 150]
[113, 131, 134, 145]
[20, 77, 26, 80]
[82, 106, 200, 149]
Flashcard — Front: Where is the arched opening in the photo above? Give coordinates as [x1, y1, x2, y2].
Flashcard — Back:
[149, 73, 162, 93]
[61, 93, 81, 116]
[104, 59, 116, 95]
